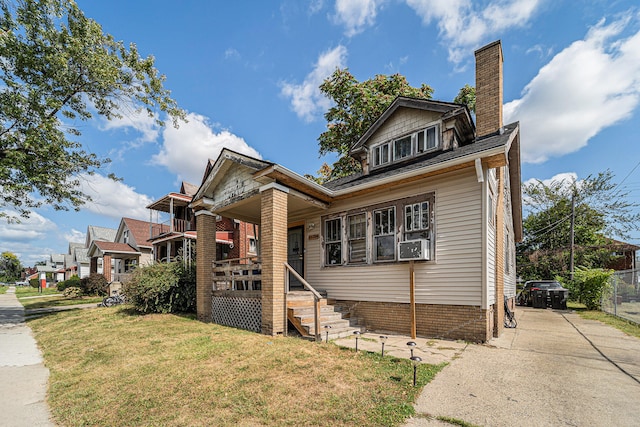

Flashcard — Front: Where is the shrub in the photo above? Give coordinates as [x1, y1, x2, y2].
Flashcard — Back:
[29, 278, 39, 288]
[63, 287, 83, 299]
[57, 276, 81, 292]
[79, 273, 109, 296]
[566, 267, 613, 310]
[124, 262, 196, 314]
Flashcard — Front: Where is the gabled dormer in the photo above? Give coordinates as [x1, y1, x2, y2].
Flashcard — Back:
[349, 97, 475, 175]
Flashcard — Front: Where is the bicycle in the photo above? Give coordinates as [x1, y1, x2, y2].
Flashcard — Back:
[504, 296, 517, 328]
[101, 290, 126, 307]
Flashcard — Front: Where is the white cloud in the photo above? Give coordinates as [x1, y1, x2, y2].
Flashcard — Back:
[332, 0, 382, 37]
[280, 45, 348, 122]
[75, 174, 153, 221]
[63, 229, 85, 244]
[224, 48, 241, 60]
[504, 16, 640, 163]
[524, 172, 578, 189]
[99, 107, 160, 144]
[0, 210, 57, 243]
[151, 112, 262, 185]
[309, 0, 324, 15]
[405, 0, 541, 65]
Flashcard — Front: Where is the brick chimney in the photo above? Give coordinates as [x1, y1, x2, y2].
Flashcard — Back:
[474, 40, 503, 138]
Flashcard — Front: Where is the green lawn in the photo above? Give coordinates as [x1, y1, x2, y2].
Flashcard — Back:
[20, 295, 103, 309]
[568, 301, 640, 339]
[0, 285, 7, 294]
[28, 308, 444, 427]
[15, 286, 61, 298]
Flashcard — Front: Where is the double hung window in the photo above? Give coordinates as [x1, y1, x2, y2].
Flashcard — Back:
[371, 123, 440, 169]
[325, 218, 342, 265]
[404, 202, 430, 240]
[323, 194, 433, 266]
[373, 207, 396, 261]
[348, 213, 367, 263]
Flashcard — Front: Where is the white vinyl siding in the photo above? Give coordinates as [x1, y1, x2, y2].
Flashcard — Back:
[502, 166, 517, 299]
[308, 168, 483, 306]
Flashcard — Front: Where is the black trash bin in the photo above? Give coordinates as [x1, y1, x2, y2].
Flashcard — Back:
[550, 289, 568, 310]
[532, 289, 547, 309]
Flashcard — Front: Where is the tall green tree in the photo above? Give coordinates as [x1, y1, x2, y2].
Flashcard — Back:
[0, 251, 22, 281]
[0, 0, 184, 218]
[517, 170, 640, 280]
[317, 69, 434, 179]
[454, 84, 476, 113]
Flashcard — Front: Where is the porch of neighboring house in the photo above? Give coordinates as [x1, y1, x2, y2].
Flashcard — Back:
[192, 152, 362, 340]
[87, 241, 141, 294]
[147, 191, 196, 262]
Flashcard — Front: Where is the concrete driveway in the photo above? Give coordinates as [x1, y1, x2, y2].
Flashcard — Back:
[405, 306, 640, 426]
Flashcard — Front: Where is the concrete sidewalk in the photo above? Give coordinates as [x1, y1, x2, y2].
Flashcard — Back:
[404, 307, 640, 426]
[0, 287, 55, 427]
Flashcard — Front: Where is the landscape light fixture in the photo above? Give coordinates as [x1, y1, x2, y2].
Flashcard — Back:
[407, 341, 417, 358]
[379, 335, 388, 357]
[410, 356, 422, 386]
[353, 331, 361, 352]
[324, 325, 332, 343]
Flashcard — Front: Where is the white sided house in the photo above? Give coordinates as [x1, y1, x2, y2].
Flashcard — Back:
[191, 41, 522, 342]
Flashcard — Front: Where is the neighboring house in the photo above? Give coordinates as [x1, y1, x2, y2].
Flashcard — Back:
[87, 218, 156, 283]
[146, 181, 257, 264]
[36, 261, 58, 287]
[82, 225, 117, 278]
[146, 182, 197, 263]
[73, 247, 90, 279]
[190, 40, 522, 342]
[50, 254, 66, 282]
[65, 242, 84, 279]
[604, 238, 639, 271]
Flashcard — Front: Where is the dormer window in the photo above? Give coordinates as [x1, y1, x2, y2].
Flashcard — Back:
[371, 123, 440, 169]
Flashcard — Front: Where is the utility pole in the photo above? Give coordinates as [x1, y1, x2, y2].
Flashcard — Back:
[569, 192, 575, 281]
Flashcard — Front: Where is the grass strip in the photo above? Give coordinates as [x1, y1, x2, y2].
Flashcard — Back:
[29, 308, 445, 427]
[21, 296, 103, 310]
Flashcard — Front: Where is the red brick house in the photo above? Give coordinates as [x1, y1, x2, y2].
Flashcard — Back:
[190, 41, 522, 342]
[146, 181, 258, 265]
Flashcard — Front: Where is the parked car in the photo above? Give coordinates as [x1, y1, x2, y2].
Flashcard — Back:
[14, 280, 29, 286]
[517, 280, 567, 307]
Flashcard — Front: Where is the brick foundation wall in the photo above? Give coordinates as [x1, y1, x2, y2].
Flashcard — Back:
[334, 300, 492, 343]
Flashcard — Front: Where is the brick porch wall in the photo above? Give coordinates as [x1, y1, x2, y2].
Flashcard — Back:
[334, 300, 492, 343]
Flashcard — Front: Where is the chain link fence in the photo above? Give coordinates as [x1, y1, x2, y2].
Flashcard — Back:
[602, 269, 640, 324]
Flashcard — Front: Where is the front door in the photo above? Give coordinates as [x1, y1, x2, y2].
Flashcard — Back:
[287, 227, 304, 289]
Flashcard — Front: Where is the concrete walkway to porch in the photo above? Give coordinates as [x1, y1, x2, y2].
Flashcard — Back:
[332, 331, 469, 365]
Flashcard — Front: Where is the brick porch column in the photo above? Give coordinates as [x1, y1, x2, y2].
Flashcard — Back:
[195, 210, 217, 322]
[103, 255, 112, 282]
[260, 184, 288, 336]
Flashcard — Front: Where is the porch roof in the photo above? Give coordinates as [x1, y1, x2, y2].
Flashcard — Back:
[146, 192, 193, 212]
[88, 241, 141, 259]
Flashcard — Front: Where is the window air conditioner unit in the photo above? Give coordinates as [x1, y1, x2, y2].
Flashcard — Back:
[398, 239, 430, 261]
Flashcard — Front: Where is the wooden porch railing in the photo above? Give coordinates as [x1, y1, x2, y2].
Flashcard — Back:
[212, 256, 262, 291]
[284, 262, 322, 342]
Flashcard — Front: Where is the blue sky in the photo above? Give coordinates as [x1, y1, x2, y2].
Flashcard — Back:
[3, 0, 640, 265]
